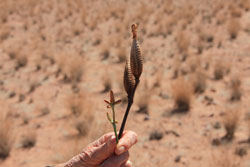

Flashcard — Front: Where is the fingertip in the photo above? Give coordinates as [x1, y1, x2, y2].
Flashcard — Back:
[115, 131, 138, 155]
[115, 146, 125, 155]
[124, 131, 138, 144]
[130, 131, 138, 143]
[122, 160, 133, 167]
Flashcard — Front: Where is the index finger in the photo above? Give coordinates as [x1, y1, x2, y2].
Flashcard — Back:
[115, 131, 138, 155]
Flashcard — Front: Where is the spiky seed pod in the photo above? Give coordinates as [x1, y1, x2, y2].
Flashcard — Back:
[123, 60, 135, 97]
[130, 24, 143, 80]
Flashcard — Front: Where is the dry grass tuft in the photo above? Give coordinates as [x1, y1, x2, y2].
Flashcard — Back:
[248, 120, 250, 142]
[39, 107, 50, 117]
[0, 26, 10, 42]
[229, 77, 242, 102]
[149, 130, 163, 140]
[65, 91, 95, 137]
[171, 78, 193, 113]
[230, 5, 242, 18]
[15, 53, 28, 70]
[136, 90, 151, 115]
[212, 147, 241, 167]
[192, 72, 207, 94]
[100, 44, 110, 60]
[65, 55, 84, 83]
[176, 31, 189, 54]
[172, 56, 181, 79]
[7, 50, 18, 60]
[222, 109, 240, 142]
[21, 131, 36, 149]
[227, 18, 241, 40]
[52, 137, 83, 164]
[239, 0, 250, 11]
[101, 76, 112, 93]
[65, 93, 86, 117]
[188, 57, 201, 73]
[56, 51, 84, 83]
[53, 91, 109, 163]
[214, 62, 226, 80]
[74, 111, 94, 137]
[216, 11, 228, 25]
[22, 114, 29, 125]
[117, 47, 127, 63]
[0, 108, 14, 159]
[53, 118, 108, 164]
[153, 68, 163, 89]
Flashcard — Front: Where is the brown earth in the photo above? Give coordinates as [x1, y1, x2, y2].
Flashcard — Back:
[0, 0, 250, 167]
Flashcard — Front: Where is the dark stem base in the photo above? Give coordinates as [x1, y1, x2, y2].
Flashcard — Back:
[118, 79, 140, 139]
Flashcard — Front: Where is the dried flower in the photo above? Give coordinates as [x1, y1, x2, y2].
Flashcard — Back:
[123, 60, 135, 97]
[118, 23, 143, 139]
[130, 24, 143, 80]
[104, 90, 121, 143]
[104, 90, 121, 108]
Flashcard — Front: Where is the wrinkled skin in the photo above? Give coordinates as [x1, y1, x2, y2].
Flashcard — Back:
[56, 131, 137, 167]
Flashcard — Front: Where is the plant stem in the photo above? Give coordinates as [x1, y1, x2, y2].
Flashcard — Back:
[118, 79, 140, 139]
[113, 123, 118, 144]
[111, 105, 119, 144]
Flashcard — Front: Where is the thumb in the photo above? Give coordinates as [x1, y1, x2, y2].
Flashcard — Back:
[90, 135, 117, 163]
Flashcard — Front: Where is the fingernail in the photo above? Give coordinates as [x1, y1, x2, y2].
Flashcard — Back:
[116, 146, 125, 155]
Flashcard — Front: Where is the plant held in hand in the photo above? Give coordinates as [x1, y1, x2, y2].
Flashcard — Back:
[104, 24, 143, 143]
[119, 24, 143, 139]
[105, 90, 121, 144]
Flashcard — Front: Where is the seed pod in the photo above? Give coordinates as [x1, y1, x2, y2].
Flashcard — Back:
[123, 60, 135, 97]
[130, 24, 143, 80]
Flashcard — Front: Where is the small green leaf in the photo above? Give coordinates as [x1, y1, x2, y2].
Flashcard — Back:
[106, 112, 112, 122]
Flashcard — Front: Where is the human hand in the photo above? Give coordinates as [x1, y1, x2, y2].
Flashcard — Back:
[58, 131, 137, 167]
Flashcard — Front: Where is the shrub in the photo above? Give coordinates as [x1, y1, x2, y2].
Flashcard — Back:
[176, 31, 189, 54]
[15, 53, 28, 70]
[229, 77, 242, 102]
[136, 90, 150, 115]
[56, 51, 84, 83]
[101, 76, 112, 93]
[192, 72, 207, 94]
[117, 47, 127, 63]
[39, 107, 50, 117]
[214, 62, 226, 80]
[74, 113, 94, 137]
[100, 44, 110, 60]
[248, 120, 250, 142]
[222, 109, 240, 142]
[212, 148, 241, 167]
[66, 55, 84, 83]
[227, 18, 241, 39]
[149, 130, 163, 140]
[172, 78, 193, 113]
[65, 91, 95, 137]
[0, 110, 13, 159]
[65, 93, 85, 117]
[21, 131, 36, 149]
[153, 69, 163, 88]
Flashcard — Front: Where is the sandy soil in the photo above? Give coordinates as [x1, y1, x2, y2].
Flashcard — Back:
[0, 0, 250, 167]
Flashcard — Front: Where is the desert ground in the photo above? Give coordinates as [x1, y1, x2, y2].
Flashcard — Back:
[0, 0, 250, 166]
